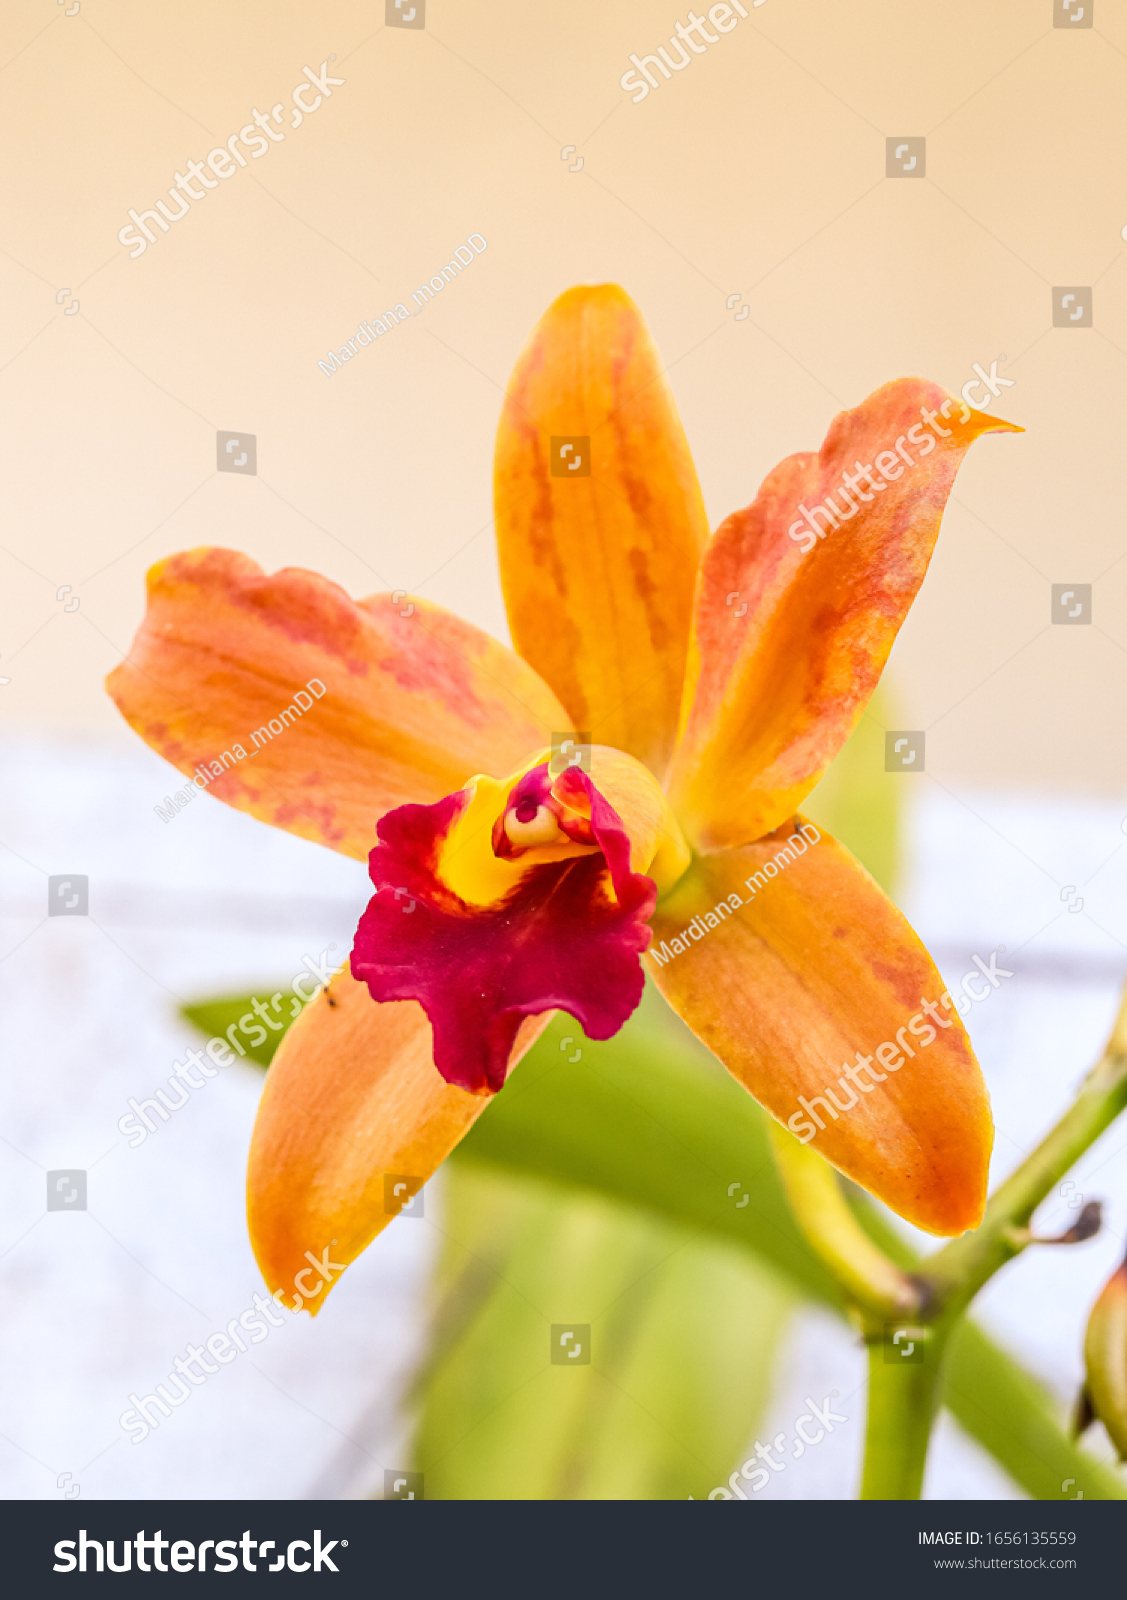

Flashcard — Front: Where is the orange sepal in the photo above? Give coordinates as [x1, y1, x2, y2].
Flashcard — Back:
[106, 548, 569, 860]
[246, 967, 550, 1313]
[646, 818, 993, 1235]
[668, 382, 1022, 850]
[494, 284, 709, 779]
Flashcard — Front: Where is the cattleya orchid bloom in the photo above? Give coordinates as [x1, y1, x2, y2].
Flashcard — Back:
[107, 285, 1018, 1314]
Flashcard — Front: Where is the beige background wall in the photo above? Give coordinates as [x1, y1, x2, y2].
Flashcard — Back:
[2, 0, 1125, 791]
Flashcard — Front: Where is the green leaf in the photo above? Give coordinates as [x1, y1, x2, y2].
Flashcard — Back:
[412, 1163, 794, 1499]
[179, 997, 293, 1067]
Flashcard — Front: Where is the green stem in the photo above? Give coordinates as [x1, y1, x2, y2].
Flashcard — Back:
[860, 1327, 950, 1499]
[781, 991, 1127, 1500]
[922, 1011, 1127, 1320]
[765, 1118, 919, 1320]
[847, 1191, 1127, 1498]
[766, 1119, 945, 1497]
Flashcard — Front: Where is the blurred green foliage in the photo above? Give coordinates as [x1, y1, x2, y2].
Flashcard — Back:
[412, 1163, 794, 1500]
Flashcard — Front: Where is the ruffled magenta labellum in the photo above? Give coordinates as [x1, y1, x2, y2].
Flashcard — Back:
[350, 764, 656, 1093]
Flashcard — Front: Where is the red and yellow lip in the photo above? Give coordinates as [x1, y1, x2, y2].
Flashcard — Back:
[349, 751, 673, 1096]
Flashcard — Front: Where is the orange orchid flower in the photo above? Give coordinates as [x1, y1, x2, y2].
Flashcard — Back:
[107, 285, 1019, 1315]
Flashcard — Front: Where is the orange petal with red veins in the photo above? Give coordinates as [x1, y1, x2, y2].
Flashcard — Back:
[646, 818, 992, 1236]
[106, 548, 569, 860]
[246, 968, 550, 1312]
[494, 284, 709, 780]
[667, 382, 1021, 851]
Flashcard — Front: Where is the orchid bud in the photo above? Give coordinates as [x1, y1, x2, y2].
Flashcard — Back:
[1081, 1250, 1127, 1460]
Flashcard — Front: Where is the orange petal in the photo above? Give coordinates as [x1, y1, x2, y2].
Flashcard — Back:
[246, 967, 550, 1312]
[646, 818, 993, 1235]
[106, 548, 569, 860]
[667, 382, 1022, 851]
[494, 284, 709, 780]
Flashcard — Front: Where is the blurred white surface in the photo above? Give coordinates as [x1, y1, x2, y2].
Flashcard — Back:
[2, 736, 1126, 1499]
[0, 732, 433, 1501]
